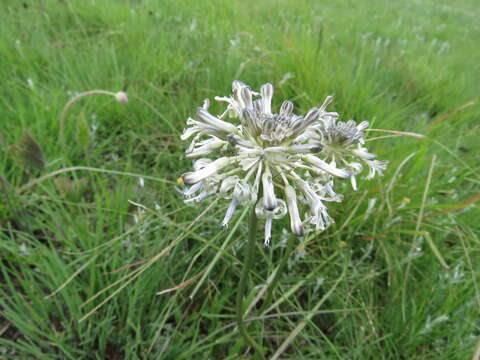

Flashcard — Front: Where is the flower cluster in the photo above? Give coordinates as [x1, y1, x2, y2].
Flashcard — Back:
[180, 81, 388, 245]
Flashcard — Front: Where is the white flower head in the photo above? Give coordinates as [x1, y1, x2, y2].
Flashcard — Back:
[180, 81, 387, 245]
[317, 115, 389, 189]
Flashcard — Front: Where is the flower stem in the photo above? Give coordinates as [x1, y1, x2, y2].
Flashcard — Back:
[236, 206, 266, 360]
[258, 233, 296, 315]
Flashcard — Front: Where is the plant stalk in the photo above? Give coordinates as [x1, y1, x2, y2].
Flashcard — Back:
[236, 206, 266, 360]
[258, 233, 296, 314]
[59, 90, 122, 147]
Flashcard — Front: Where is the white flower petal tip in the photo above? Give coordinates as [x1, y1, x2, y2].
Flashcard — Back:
[180, 80, 390, 245]
[197, 108, 238, 134]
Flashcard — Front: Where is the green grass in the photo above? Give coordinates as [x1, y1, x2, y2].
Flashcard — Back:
[1, 0, 479, 358]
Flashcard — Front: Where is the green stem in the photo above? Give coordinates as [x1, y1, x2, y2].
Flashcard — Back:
[236, 206, 266, 360]
[258, 233, 296, 314]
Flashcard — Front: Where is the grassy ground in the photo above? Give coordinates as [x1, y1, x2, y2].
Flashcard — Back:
[1, 0, 479, 359]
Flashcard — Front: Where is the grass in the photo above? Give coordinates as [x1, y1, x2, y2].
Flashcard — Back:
[0, 0, 479, 358]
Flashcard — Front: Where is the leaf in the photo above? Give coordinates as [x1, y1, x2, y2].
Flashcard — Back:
[17, 131, 45, 170]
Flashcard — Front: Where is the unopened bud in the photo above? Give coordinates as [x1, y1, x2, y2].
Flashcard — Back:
[115, 91, 128, 103]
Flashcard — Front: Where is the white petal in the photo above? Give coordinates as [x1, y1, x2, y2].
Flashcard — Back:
[319, 95, 334, 112]
[239, 86, 253, 109]
[262, 167, 277, 210]
[232, 80, 246, 94]
[366, 160, 388, 179]
[202, 98, 210, 110]
[183, 181, 203, 197]
[307, 202, 333, 231]
[357, 121, 369, 131]
[238, 157, 260, 171]
[241, 109, 261, 136]
[266, 142, 322, 155]
[220, 176, 240, 196]
[193, 158, 213, 170]
[186, 138, 226, 158]
[215, 96, 241, 117]
[350, 175, 358, 191]
[255, 199, 287, 220]
[264, 218, 272, 246]
[285, 185, 303, 236]
[183, 157, 232, 184]
[227, 134, 255, 148]
[295, 178, 332, 230]
[279, 101, 294, 117]
[253, 99, 262, 114]
[323, 112, 339, 119]
[303, 107, 320, 126]
[221, 200, 238, 228]
[184, 190, 212, 203]
[181, 125, 201, 140]
[304, 155, 351, 178]
[324, 181, 343, 202]
[253, 161, 263, 193]
[353, 147, 376, 161]
[260, 83, 273, 114]
[348, 162, 363, 174]
[233, 181, 255, 203]
[197, 109, 238, 133]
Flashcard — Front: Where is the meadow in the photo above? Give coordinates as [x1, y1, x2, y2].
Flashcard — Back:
[0, 0, 479, 359]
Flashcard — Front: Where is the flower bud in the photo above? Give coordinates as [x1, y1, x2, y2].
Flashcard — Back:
[115, 91, 128, 103]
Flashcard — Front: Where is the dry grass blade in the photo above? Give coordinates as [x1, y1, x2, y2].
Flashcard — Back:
[0, 320, 11, 338]
[425, 194, 480, 218]
[365, 128, 426, 139]
[156, 274, 201, 295]
[428, 99, 476, 130]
